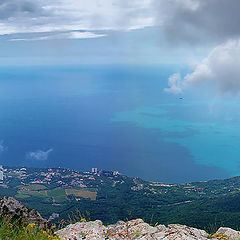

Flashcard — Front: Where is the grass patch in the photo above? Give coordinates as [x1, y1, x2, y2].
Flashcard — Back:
[65, 189, 97, 200]
[25, 185, 48, 191]
[17, 187, 97, 205]
[17, 190, 48, 199]
[0, 217, 59, 240]
[48, 189, 66, 198]
[15, 192, 30, 199]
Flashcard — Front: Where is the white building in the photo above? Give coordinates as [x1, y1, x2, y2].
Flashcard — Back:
[92, 168, 98, 174]
[0, 165, 4, 181]
[113, 170, 120, 176]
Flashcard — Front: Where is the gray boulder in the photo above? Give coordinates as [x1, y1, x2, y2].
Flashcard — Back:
[216, 227, 240, 240]
[0, 196, 47, 226]
[55, 219, 210, 240]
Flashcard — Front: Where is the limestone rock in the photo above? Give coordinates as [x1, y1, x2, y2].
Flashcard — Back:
[216, 227, 240, 239]
[0, 196, 47, 226]
[161, 224, 209, 240]
[56, 220, 105, 240]
[55, 219, 210, 240]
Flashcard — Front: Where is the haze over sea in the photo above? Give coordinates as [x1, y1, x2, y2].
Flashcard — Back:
[0, 65, 238, 183]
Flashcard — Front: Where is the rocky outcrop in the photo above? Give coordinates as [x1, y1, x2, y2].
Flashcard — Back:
[216, 227, 240, 239]
[56, 219, 216, 240]
[0, 196, 238, 239]
[0, 196, 47, 226]
[56, 218, 240, 240]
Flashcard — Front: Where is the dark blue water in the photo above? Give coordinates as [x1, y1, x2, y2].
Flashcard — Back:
[0, 65, 232, 182]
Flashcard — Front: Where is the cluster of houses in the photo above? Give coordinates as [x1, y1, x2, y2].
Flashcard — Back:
[0, 166, 121, 190]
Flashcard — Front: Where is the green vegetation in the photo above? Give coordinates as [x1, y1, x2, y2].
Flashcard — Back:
[0, 217, 59, 240]
[2, 166, 240, 231]
[65, 189, 97, 200]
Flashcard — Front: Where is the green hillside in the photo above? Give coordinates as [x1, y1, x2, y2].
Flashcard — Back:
[1, 166, 240, 231]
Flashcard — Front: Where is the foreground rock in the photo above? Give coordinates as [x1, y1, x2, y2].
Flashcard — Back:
[56, 219, 214, 240]
[0, 196, 47, 226]
[216, 227, 240, 239]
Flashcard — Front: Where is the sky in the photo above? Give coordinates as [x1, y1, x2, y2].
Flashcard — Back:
[0, 0, 240, 182]
[0, 0, 215, 65]
[1, 0, 240, 95]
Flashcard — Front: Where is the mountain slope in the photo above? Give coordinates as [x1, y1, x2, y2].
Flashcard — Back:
[1, 166, 240, 230]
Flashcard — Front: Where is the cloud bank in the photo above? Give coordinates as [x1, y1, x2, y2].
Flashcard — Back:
[160, 1, 240, 95]
[1, 0, 240, 42]
[10, 31, 106, 41]
[2, 0, 240, 43]
[154, 0, 240, 44]
[165, 40, 240, 95]
[0, 0, 45, 20]
[2, 0, 240, 92]
[0, 0, 154, 39]
[26, 148, 53, 161]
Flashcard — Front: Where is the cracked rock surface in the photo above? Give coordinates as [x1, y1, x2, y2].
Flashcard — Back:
[56, 218, 233, 239]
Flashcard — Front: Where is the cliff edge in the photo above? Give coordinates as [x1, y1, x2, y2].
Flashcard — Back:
[56, 218, 240, 240]
[0, 196, 47, 226]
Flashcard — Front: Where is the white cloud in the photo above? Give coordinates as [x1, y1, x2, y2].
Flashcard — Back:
[1, 0, 240, 43]
[164, 73, 183, 94]
[0, 0, 155, 38]
[10, 31, 106, 41]
[165, 39, 240, 95]
[0, 140, 7, 153]
[27, 148, 53, 161]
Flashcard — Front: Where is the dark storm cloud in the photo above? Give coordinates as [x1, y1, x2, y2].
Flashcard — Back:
[0, 0, 44, 19]
[158, 1, 240, 95]
[154, 0, 240, 43]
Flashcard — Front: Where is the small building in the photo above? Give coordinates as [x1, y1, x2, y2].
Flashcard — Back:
[113, 170, 120, 176]
[48, 213, 60, 221]
[0, 165, 4, 181]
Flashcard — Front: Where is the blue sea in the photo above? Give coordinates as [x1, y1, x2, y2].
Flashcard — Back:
[0, 65, 238, 183]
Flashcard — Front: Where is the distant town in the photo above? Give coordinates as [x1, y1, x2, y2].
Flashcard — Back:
[0, 165, 125, 221]
[1, 165, 240, 228]
[0, 165, 121, 189]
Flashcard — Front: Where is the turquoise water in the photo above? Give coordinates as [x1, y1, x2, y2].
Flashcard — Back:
[0, 65, 237, 182]
[111, 101, 240, 176]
